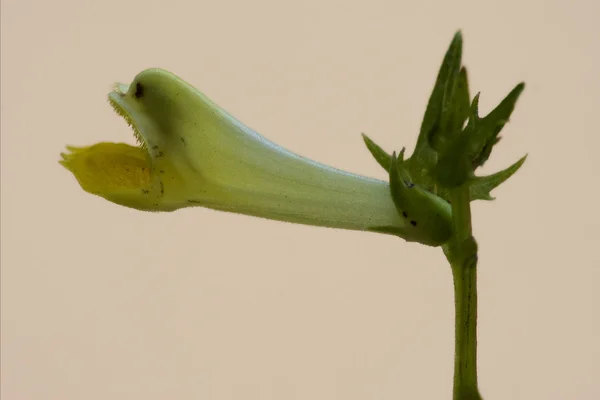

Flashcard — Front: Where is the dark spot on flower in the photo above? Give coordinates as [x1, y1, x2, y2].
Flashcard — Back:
[410, 220, 417, 226]
[402, 212, 408, 218]
[134, 83, 144, 99]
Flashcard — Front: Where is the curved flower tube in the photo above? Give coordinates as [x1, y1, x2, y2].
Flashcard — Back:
[60, 68, 451, 245]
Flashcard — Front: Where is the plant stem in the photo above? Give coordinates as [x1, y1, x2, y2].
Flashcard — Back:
[451, 252, 480, 399]
[445, 185, 482, 400]
[450, 187, 472, 242]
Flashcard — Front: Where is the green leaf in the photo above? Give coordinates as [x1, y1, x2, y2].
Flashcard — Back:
[469, 83, 525, 168]
[388, 150, 411, 209]
[437, 52, 465, 148]
[432, 82, 525, 189]
[470, 154, 527, 200]
[400, 32, 469, 195]
[432, 129, 473, 189]
[362, 32, 525, 205]
[362, 133, 392, 171]
[416, 30, 464, 152]
[450, 67, 471, 134]
[430, 94, 481, 189]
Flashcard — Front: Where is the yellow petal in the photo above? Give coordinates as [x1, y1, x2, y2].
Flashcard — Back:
[60, 142, 157, 210]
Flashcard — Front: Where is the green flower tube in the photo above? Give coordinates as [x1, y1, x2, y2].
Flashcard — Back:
[60, 68, 451, 245]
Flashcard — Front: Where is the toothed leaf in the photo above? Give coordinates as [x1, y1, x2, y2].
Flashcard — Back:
[469, 83, 525, 168]
[416, 31, 464, 152]
[361, 31, 525, 206]
[449, 67, 471, 135]
[470, 154, 527, 200]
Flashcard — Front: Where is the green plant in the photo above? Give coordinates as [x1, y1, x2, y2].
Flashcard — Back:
[60, 31, 526, 399]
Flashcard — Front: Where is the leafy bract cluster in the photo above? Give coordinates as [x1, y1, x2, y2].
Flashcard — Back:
[363, 31, 527, 204]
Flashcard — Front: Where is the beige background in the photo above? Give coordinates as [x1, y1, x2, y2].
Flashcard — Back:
[2, 0, 599, 399]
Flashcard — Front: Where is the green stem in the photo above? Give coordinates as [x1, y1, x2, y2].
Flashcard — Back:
[451, 187, 472, 242]
[451, 252, 480, 399]
[446, 185, 482, 400]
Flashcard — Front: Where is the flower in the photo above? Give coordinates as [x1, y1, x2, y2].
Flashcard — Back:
[60, 68, 447, 244]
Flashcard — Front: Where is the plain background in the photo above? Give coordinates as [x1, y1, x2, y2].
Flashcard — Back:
[2, 0, 599, 399]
